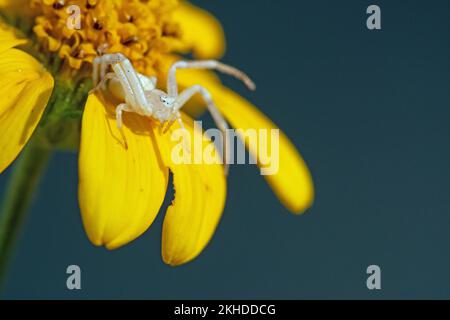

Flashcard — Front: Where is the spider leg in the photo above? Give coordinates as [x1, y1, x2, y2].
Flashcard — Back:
[167, 60, 256, 97]
[92, 55, 134, 104]
[175, 85, 231, 175]
[116, 103, 131, 149]
[92, 55, 118, 89]
[89, 72, 116, 95]
[162, 114, 178, 134]
[93, 54, 125, 84]
[92, 54, 154, 151]
[93, 54, 149, 111]
[113, 57, 149, 110]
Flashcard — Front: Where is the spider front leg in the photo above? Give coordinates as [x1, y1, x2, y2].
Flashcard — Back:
[167, 60, 256, 97]
[93, 54, 126, 87]
[92, 53, 149, 110]
[175, 85, 231, 175]
[92, 54, 154, 150]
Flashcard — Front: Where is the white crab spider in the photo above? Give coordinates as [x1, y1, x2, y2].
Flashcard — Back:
[91, 53, 256, 174]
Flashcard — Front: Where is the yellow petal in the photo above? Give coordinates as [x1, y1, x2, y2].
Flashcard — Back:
[78, 94, 169, 250]
[172, 1, 226, 59]
[0, 48, 53, 173]
[214, 88, 314, 213]
[175, 71, 314, 213]
[0, 21, 27, 53]
[153, 114, 227, 266]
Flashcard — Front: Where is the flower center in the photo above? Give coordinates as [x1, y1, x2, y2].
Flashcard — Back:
[32, 0, 184, 75]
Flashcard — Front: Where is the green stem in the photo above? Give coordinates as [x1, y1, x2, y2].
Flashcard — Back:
[0, 141, 52, 287]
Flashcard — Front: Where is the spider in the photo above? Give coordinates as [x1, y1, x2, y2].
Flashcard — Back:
[91, 53, 256, 174]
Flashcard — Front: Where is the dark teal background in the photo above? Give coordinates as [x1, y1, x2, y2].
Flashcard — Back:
[2, 0, 450, 299]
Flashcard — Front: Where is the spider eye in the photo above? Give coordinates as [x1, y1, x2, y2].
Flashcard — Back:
[160, 96, 174, 107]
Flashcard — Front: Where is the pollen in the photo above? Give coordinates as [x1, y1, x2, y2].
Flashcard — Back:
[31, 0, 185, 74]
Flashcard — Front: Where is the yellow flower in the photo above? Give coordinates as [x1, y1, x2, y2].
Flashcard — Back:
[0, 0, 314, 266]
[0, 22, 54, 172]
